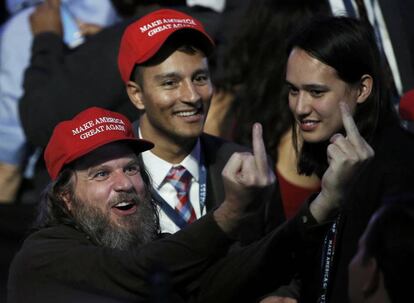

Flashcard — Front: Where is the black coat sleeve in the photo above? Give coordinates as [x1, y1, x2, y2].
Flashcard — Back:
[195, 202, 329, 303]
[7, 213, 232, 303]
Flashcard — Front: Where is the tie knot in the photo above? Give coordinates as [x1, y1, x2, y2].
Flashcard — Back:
[166, 165, 192, 190]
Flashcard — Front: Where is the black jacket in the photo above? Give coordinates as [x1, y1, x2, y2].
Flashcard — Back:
[8, 206, 326, 303]
[301, 121, 414, 303]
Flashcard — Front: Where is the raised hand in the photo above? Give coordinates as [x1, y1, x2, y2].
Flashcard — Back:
[222, 123, 275, 207]
[311, 102, 375, 222]
[30, 0, 63, 36]
[215, 123, 276, 234]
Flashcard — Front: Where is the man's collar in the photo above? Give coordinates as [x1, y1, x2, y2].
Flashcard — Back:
[138, 126, 201, 188]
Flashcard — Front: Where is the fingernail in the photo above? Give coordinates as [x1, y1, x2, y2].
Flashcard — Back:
[330, 133, 342, 143]
[254, 123, 262, 134]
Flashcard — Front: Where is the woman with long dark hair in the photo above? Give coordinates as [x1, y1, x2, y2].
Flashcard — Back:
[285, 16, 414, 302]
[207, 0, 332, 219]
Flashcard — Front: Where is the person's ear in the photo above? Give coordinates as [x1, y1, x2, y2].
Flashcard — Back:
[362, 257, 380, 298]
[356, 74, 373, 104]
[60, 191, 73, 212]
[127, 81, 145, 110]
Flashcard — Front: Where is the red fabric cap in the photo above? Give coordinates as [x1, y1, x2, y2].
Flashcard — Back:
[118, 8, 214, 83]
[399, 89, 414, 121]
[44, 107, 154, 180]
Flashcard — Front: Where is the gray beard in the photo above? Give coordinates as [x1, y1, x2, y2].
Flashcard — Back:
[71, 191, 158, 250]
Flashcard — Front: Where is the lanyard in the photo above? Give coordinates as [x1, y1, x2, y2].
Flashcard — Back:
[151, 156, 207, 229]
[318, 214, 341, 303]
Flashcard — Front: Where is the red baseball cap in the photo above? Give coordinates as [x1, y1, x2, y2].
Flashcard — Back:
[44, 107, 154, 180]
[118, 8, 215, 83]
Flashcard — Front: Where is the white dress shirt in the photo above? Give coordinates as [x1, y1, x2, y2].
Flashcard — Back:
[140, 135, 206, 234]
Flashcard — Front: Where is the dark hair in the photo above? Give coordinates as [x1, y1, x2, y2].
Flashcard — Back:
[34, 155, 156, 229]
[287, 16, 399, 175]
[34, 166, 77, 229]
[213, 0, 331, 161]
[362, 194, 414, 303]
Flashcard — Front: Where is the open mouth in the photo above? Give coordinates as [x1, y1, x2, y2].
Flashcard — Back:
[113, 201, 135, 211]
[111, 201, 137, 216]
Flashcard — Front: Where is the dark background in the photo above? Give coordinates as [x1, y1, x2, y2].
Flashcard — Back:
[1, 1, 9, 25]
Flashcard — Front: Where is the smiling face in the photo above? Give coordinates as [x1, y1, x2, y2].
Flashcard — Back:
[286, 48, 365, 143]
[64, 142, 157, 248]
[128, 48, 213, 148]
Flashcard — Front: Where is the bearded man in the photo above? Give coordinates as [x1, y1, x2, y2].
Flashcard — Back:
[8, 107, 337, 303]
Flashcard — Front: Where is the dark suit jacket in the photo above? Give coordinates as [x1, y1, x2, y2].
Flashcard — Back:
[377, 0, 414, 94]
[8, 204, 323, 303]
[341, 0, 414, 94]
[331, 0, 414, 95]
[137, 130, 285, 245]
[7, 213, 233, 303]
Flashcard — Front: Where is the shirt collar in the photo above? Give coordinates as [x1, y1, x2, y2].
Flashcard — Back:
[139, 129, 201, 189]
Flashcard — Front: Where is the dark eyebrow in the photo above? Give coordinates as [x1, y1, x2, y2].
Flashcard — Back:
[87, 164, 109, 178]
[126, 158, 140, 167]
[285, 81, 329, 91]
[154, 68, 210, 82]
[154, 72, 180, 81]
[86, 155, 139, 174]
[302, 84, 329, 91]
[193, 68, 210, 75]
[285, 80, 296, 88]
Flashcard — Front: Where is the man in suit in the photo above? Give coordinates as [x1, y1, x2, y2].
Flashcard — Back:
[118, 8, 283, 239]
[374, 0, 414, 95]
[329, 0, 414, 97]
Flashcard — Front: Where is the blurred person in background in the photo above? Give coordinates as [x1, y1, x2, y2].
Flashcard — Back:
[328, 0, 414, 102]
[348, 194, 414, 303]
[0, 0, 119, 203]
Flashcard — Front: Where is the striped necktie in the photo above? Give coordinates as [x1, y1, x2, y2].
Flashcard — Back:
[166, 166, 197, 224]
